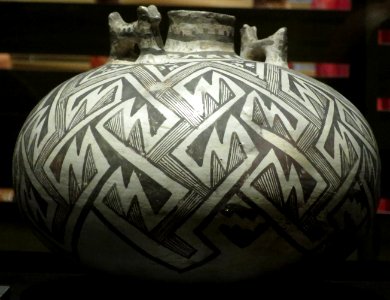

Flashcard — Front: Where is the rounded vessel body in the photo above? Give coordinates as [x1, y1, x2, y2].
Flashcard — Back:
[13, 8, 380, 282]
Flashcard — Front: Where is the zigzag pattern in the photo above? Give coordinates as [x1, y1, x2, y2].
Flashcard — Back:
[15, 60, 380, 271]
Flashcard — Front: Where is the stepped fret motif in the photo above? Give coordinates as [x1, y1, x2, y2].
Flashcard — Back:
[15, 60, 379, 272]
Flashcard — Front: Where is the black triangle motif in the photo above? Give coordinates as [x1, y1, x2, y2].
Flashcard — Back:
[313, 89, 329, 108]
[219, 78, 235, 104]
[215, 112, 231, 143]
[340, 144, 349, 179]
[104, 109, 126, 142]
[344, 109, 372, 139]
[69, 165, 81, 204]
[103, 184, 125, 216]
[260, 93, 272, 110]
[147, 103, 167, 136]
[127, 120, 145, 154]
[271, 148, 318, 205]
[251, 163, 283, 208]
[90, 85, 118, 114]
[339, 135, 358, 178]
[71, 80, 117, 110]
[362, 145, 376, 188]
[231, 96, 247, 118]
[307, 93, 325, 117]
[23, 120, 35, 151]
[120, 162, 135, 188]
[130, 97, 147, 117]
[285, 187, 299, 221]
[127, 195, 148, 232]
[37, 114, 49, 145]
[289, 78, 328, 118]
[344, 110, 359, 132]
[323, 124, 336, 157]
[295, 163, 317, 203]
[345, 134, 358, 166]
[156, 63, 186, 76]
[184, 71, 214, 95]
[50, 139, 73, 182]
[219, 202, 269, 248]
[339, 132, 358, 177]
[186, 125, 214, 167]
[75, 127, 89, 155]
[227, 132, 247, 173]
[69, 102, 87, 129]
[27, 134, 36, 166]
[82, 144, 98, 188]
[211, 151, 226, 187]
[136, 170, 172, 214]
[71, 89, 89, 110]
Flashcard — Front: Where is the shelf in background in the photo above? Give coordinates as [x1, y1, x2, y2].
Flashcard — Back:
[2, 52, 349, 72]
[0, 188, 14, 203]
[0, 53, 352, 79]
[0, 2, 352, 62]
[289, 62, 350, 78]
[10, 54, 94, 72]
[1, 0, 352, 10]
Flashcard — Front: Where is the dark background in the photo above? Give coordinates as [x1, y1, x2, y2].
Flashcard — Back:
[0, 1, 389, 299]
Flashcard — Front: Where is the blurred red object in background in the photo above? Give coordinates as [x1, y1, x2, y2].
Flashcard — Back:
[378, 198, 390, 214]
[90, 56, 108, 68]
[311, 0, 351, 10]
[377, 98, 390, 112]
[378, 29, 390, 45]
[316, 63, 350, 78]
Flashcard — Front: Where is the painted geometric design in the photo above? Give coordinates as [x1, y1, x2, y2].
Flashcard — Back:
[14, 57, 380, 273]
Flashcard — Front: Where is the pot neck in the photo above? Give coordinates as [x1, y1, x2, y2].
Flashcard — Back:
[164, 10, 236, 55]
